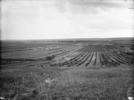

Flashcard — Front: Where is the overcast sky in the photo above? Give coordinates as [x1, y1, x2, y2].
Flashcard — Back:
[1, 0, 134, 40]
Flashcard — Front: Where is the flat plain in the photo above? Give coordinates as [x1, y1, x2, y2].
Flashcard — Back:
[0, 38, 134, 100]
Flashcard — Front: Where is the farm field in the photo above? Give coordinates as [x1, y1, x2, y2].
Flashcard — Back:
[0, 38, 134, 100]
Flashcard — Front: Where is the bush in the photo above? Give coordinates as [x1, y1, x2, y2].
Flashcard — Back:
[45, 55, 55, 61]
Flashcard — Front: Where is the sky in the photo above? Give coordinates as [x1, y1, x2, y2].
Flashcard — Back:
[1, 0, 134, 40]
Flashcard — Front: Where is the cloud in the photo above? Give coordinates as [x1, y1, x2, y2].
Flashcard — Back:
[55, 0, 133, 14]
[1, 0, 134, 40]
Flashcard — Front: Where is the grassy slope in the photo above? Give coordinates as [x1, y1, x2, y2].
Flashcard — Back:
[0, 64, 133, 100]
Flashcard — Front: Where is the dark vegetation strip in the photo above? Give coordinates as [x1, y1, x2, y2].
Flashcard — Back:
[103, 49, 120, 66]
[102, 51, 119, 67]
[85, 52, 94, 66]
[89, 52, 96, 66]
[96, 52, 101, 66]
[77, 52, 91, 66]
[108, 49, 129, 64]
[101, 52, 110, 66]
[68, 52, 88, 66]
[105, 49, 127, 64]
[99, 52, 103, 65]
[78, 52, 92, 66]
[83, 51, 92, 66]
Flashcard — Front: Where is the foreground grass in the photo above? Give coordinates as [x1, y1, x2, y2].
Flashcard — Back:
[0, 65, 133, 100]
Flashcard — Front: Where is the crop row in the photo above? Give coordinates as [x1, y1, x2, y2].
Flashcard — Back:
[48, 45, 134, 67]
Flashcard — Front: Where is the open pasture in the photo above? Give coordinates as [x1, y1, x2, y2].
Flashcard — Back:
[1, 41, 82, 65]
[0, 38, 134, 100]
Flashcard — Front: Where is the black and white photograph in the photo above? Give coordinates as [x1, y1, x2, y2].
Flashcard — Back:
[0, 0, 134, 100]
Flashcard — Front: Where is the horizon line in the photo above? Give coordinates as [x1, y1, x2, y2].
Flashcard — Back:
[1, 37, 134, 41]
